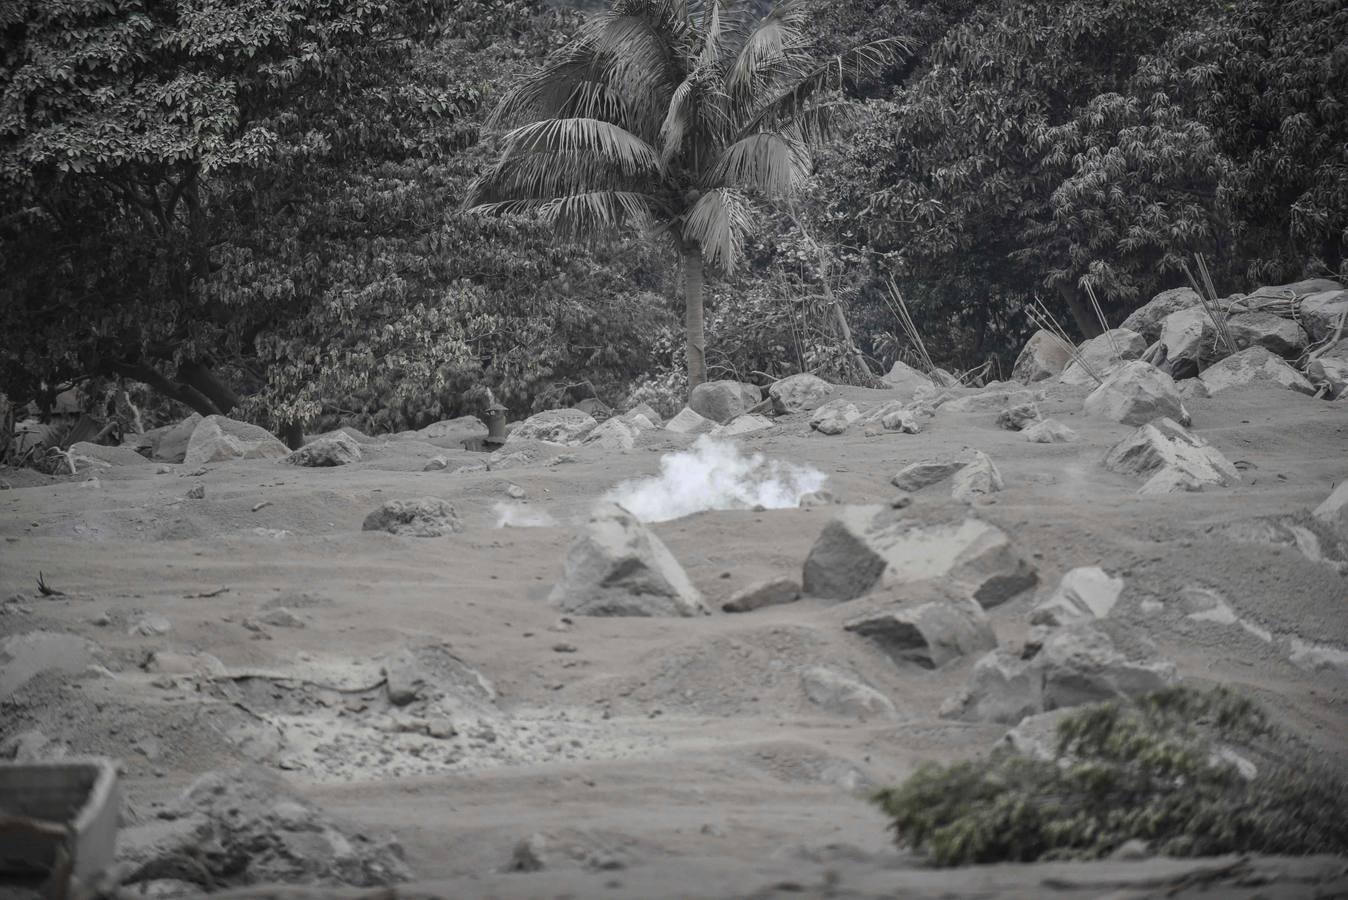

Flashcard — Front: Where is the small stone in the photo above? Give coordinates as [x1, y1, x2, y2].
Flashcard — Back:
[128, 614, 172, 637]
[1022, 419, 1078, 443]
[505, 483, 526, 500]
[721, 578, 801, 613]
[185, 484, 205, 500]
[256, 607, 304, 628]
[507, 834, 548, 872]
[423, 456, 449, 472]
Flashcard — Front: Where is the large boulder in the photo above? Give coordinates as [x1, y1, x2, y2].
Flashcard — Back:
[801, 507, 1037, 608]
[844, 598, 996, 669]
[1120, 287, 1203, 341]
[1226, 311, 1309, 357]
[712, 413, 775, 437]
[1292, 287, 1348, 343]
[1029, 567, 1125, 627]
[152, 414, 202, 462]
[809, 399, 861, 435]
[1012, 330, 1073, 383]
[1060, 328, 1148, 385]
[547, 503, 707, 617]
[942, 625, 1177, 725]
[891, 458, 969, 492]
[1157, 306, 1225, 372]
[769, 373, 834, 414]
[584, 417, 642, 450]
[362, 498, 463, 537]
[1103, 417, 1238, 495]
[1083, 360, 1190, 426]
[881, 359, 934, 392]
[413, 416, 488, 448]
[68, 441, 153, 467]
[506, 409, 597, 445]
[688, 380, 761, 424]
[183, 415, 289, 467]
[721, 577, 801, 613]
[286, 433, 362, 467]
[1198, 346, 1315, 396]
[664, 406, 717, 435]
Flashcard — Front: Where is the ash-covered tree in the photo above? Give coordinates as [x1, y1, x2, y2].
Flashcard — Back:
[470, 0, 904, 389]
[1, 0, 667, 438]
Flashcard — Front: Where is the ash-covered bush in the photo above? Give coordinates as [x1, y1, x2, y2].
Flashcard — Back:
[872, 687, 1348, 865]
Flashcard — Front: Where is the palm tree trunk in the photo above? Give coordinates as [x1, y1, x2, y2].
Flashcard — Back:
[683, 249, 708, 390]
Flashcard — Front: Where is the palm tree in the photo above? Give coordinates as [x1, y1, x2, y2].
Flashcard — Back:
[469, 0, 904, 390]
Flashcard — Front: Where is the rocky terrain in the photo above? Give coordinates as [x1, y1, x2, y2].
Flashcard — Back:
[3, 281, 1348, 898]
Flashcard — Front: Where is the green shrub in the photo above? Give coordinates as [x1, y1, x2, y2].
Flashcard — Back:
[871, 687, 1348, 865]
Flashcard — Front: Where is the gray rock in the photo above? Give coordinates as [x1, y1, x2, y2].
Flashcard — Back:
[881, 359, 934, 392]
[769, 373, 834, 414]
[1029, 567, 1125, 627]
[800, 666, 896, 719]
[286, 433, 362, 467]
[1313, 480, 1348, 540]
[879, 407, 922, 434]
[1199, 346, 1315, 396]
[1157, 306, 1225, 368]
[942, 624, 1176, 725]
[145, 651, 227, 677]
[1295, 287, 1348, 343]
[1012, 330, 1073, 383]
[381, 643, 495, 712]
[664, 406, 717, 435]
[1104, 417, 1238, 495]
[183, 416, 289, 467]
[584, 417, 641, 450]
[1120, 287, 1203, 342]
[801, 507, 1037, 607]
[621, 402, 664, 427]
[185, 483, 205, 500]
[711, 413, 775, 436]
[950, 450, 1003, 502]
[809, 399, 861, 435]
[1083, 360, 1190, 426]
[1022, 419, 1078, 443]
[689, 380, 761, 424]
[721, 578, 802, 613]
[1000, 708, 1074, 760]
[1060, 328, 1148, 385]
[153, 414, 202, 463]
[547, 503, 707, 617]
[844, 598, 996, 669]
[940, 388, 1044, 414]
[68, 442, 153, 467]
[891, 459, 968, 491]
[362, 498, 463, 537]
[0, 631, 98, 698]
[996, 402, 1041, 431]
[505, 409, 598, 445]
[1226, 311, 1309, 357]
[412, 416, 487, 448]
[256, 607, 304, 628]
[128, 614, 172, 637]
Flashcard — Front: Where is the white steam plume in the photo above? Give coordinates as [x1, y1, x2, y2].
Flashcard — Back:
[603, 436, 826, 523]
[493, 502, 557, 528]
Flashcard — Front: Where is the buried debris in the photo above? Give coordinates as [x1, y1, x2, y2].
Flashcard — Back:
[1104, 418, 1238, 494]
[362, 498, 463, 537]
[844, 595, 996, 669]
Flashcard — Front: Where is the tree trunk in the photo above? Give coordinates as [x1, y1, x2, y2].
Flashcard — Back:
[177, 359, 239, 415]
[683, 249, 708, 390]
[1057, 282, 1101, 340]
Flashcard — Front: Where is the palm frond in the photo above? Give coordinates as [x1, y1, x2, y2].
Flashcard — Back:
[659, 73, 730, 168]
[543, 190, 664, 234]
[472, 149, 644, 204]
[708, 130, 808, 196]
[682, 186, 754, 270]
[503, 118, 664, 178]
[725, 2, 812, 97]
[490, 39, 609, 128]
[738, 37, 910, 137]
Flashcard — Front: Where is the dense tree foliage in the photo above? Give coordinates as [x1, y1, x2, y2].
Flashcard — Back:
[816, 0, 1348, 368]
[1, 0, 669, 436]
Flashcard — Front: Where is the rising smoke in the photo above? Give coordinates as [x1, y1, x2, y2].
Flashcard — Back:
[603, 436, 826, 523]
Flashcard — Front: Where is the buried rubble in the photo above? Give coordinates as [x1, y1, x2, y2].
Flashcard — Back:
[548, 503, 708, 617]
[941, 623, 1177, 725]
[1022, 418, 1078, 443]
[721, 577, 802, 613]
[769, 372, 834, 414]
[1103, 417, 1238, 494]
[286, 432, 362, 467]
[362, 497, 463, 536]
[1029, 567, 1125, 627]
[801, 506, 1037, 607]
[115, 767, 412, 892]
[809, 399, 862, 435]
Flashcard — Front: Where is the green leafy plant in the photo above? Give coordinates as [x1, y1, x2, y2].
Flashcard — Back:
[871, 687, 1348, 866]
